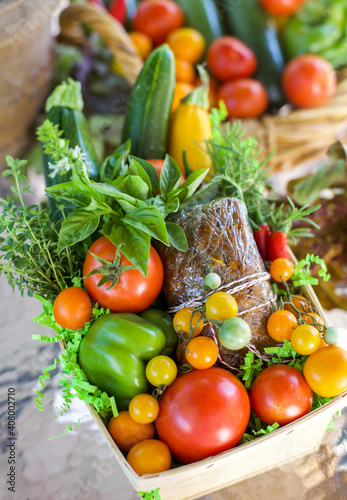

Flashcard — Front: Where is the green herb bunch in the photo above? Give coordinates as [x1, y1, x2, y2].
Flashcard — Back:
[0, 157, 87, 299]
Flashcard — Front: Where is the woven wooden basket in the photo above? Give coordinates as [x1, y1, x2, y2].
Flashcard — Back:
[59, 3, 347, 172]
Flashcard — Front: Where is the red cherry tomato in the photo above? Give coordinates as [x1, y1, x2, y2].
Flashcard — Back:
[250, 365, 313, 426]
[53, 287, 92, 330]
[217, 79, 269, 119]
[259, 0, 304, 17]
[282, 55, 337, 108]
[83, 236, 164, 314]
[132, 0, 184, 44]
[207, 36, 257, 81]
[156, 367, 250, 464]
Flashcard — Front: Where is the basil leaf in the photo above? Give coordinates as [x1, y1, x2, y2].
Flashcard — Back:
[125, 175, 150, 200]
[153, 196, 167, 218]
[45, 181, 92, 207]
[165, 222, 188, 252]
[176, 168, 209, 202]
[58, 210, 101, 253]
[160, 155, 182, 196]
[92, 182, 137, 205]
[123, 206, 170, 245]
[180, 180, 223, 209]
[129, 159, 152, 195]
[165, 194, 180, 215]
[130, 156, 159, 196]
[104, 223, 151, 276]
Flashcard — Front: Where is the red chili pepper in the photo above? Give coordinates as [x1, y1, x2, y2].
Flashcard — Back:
[89, 0, 106, 9]
[253, 224, 271, 260]
[109, 0, 127, 25]
[267, 230, 289, 261]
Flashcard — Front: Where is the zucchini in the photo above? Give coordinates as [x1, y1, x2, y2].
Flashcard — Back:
[218, 0, 285, 107]
[174, 0, 224, 49]
[122, 44, 175, 159]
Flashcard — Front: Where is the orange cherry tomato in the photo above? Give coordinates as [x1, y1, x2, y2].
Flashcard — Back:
[128, 31, 153, 60]
[171, 82, 195, 113]
[270, 258, 294, 282]
[173, 308, 204, 338]
[205, 292, 238, 322]
[217, 79, 269, 119]
[175, 57, 196, 84]
[53, 287, 92, 331]
[303, 346, 347, 397]
[259, 0, 304, 17]
[301, 312, 325, 331]
[283, 295, 310, 318]
[108, 411, 155, 452]
[167, 28, 206, 63]
[127, 439, 172, 476]
[267, 309, 298, 342]
[129, 394, 160, 424]
[186, 336, 219, 369]
[291, 324, 321, 355]
[132, 0, 184, 45]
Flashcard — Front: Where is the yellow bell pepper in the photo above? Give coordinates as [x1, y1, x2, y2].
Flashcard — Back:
[168, 67, 214, 177]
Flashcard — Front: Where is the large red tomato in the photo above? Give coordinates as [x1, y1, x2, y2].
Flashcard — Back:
[282, 55, 337, 108]
[155, 367, 250, 464]
[217, 79, 269, 118]
[132, 0, 184, 45]
[83, 236, 164, 313]
[207, 36, 257, 81]
[250, 365, 313, 427]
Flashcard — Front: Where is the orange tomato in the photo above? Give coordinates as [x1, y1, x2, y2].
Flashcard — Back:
[301, 312, 325, 331]
[171, 82, 194, 113]
[173, 307, 204, 338]
[167, 28, 206, 63]
[303, 346, 347, 397]
[175, 58, 196, 84]
[267, 309, 298, 342]
[283, 295, 310, 318]
[269, 258, 294, 282]
[127, 439, 172, 476]
[129, 394, 159, 424]
[186, 336, 219, 369]
[53, 287, 92, 331]
[108, 411, 155, 452]
[128, 31, 153, 60]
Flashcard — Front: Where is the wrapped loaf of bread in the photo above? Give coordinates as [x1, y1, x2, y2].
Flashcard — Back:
[158, 197, 280, 369]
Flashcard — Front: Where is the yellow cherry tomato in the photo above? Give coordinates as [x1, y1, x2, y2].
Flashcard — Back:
[167, 27, 206, 63]
[267, 309, 298, 342]
[270, 258, 295, 282]
[173, 307, 204, 337]
[205, 292, 238, 322]
[303, 346, 347, 397]
[127, 439, 172, 476]
[146, 355, 177, 387]
[129, 394, 159, 424]
[291, 324, 321, 355]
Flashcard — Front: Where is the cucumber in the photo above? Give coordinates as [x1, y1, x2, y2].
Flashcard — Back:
[174, 0, 224, 49]
[218, 0, 285, 107]
[122, 44, 175, 159]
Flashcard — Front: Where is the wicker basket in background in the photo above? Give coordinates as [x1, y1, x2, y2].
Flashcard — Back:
[59, 3, 347, 173]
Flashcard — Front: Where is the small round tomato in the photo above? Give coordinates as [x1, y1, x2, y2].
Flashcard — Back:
[282, 55, 337, 108]
[218, 79, 269, 119]
[146, 355, 178, 387]
[283, 295, 310, 317]
[167, 28, 205, 63]
[259, 0, 304, 17]
[205, 292, 238, 321]
[303, 346, 347, 397]
[128, 31, 153, 60]
[207, 36, 257, 81]
[53, 287, 92, 331]
[173, 307, 204, 338]
[218, 317, 251, 350]
[291, 324, 321, 355]
[127, 439, 172, 476]
[83, 236, 164, 314]
[108, 411, 155, 451]
[267, 309, 298, 342]
[171, 81, 195, 113]
[156, 367, 250, 463]
[175, 57, 196, 84]
[186, 336, 219, 369]
[132, 0, 184, 44]
[270, 258, 294, 282]
[129, 394, 160, 424]
[250, 365, 313, 426]
[301, 312, 325, 331]
[323, 327, 342, 346]
[205, 272, 221, 290]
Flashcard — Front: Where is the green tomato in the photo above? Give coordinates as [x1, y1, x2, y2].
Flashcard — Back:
[323, 327, 342, 346]
[146, 355, 178, 387]
[218, 317, 251, 350]
[205, 273, 221, 290]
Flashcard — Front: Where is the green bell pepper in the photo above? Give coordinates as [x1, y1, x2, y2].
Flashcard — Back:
[283, 0, 347, 69]
[140, 308, 178, 355]
[78, 313, 166, 410]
